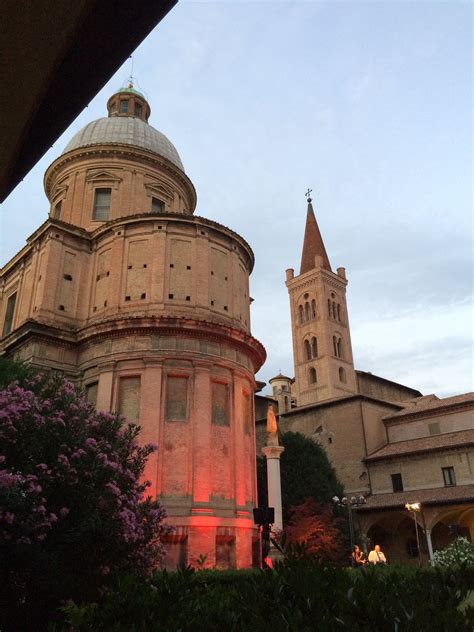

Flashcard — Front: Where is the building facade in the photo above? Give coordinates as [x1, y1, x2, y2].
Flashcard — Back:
[0, 87, 266, 568]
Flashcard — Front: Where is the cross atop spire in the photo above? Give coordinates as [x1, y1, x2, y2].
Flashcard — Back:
[299, 190, 332, 274]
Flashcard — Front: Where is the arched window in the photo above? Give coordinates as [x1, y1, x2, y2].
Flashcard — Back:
[311, 337, 318, 358]
[337, 338, 343, 359]
[327, 299, 331, 317]
[304, 339, 311, 360]
[305, 302, 311, 321]
[337, 304, 341, 321]
[339, 367, 346, 383]
[332, 301, 336, 319]
[333, 336, 338, 356]
[284, 395, 289, 410]
[299, 305, 304, 324]
[311, 299, 316, 318]
[309, 367, 317, 384]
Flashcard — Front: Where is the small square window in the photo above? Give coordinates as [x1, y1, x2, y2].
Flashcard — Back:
[211, 300, 214, 306]
[141, 293, 146, 300]
[187, 265, 191, 270]
[128, 265, 132, 269]
[143, 264, 147, 268]
[58, 305, 65, 311]
[170, 264, 174, 268]
[442, 467, 456, 487]
[186, 296, 191, 301]
[224, 306, 228, 311]
[169, 294, 174, 299]
[125, 296, 131, 302]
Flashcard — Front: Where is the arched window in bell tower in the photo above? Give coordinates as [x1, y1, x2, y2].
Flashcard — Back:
[309, 367, 317, 384]
[337, 304, 341, 321]
[298, 305, 304, 324]
[311, 337, 318, 358]
[327, 299, 331, 317]
[333, 335, 337, 356]
[304, 339, 311, 360]
[311, 299, 316, 318]
[305, 302, 310, 321]
[337, 338, 343, 359]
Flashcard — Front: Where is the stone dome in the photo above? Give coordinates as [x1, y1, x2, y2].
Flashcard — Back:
[62, 116, 184, 171]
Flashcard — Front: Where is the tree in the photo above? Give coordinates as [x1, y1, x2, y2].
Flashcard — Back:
[257, 431, 343, 523]
[281, 498, 345, 562]
[0, 373, 171, 630]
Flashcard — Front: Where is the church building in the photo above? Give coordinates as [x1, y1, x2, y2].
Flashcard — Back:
[256, 195, 474, 564]
[0, 86, 266, 569]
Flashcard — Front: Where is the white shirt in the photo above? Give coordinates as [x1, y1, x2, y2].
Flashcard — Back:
[368, 550, 387, 564]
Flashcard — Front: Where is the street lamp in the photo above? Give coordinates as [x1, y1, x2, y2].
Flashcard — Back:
[405, 502, 422, 566]
[332, 495, 366, 550]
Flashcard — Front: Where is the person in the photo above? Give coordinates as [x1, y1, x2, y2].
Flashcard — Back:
[351, 545, 366, 566]
[368, 544, 387, 565]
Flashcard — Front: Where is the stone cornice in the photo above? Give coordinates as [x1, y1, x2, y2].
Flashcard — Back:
[1, 315, 267, 373]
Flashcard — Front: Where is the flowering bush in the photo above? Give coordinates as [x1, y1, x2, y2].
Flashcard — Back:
[0, 373, 171, 630]
[433, 537, 474, 567]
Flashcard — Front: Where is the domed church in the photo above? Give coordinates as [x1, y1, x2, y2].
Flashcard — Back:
[0, 86, 266, 568]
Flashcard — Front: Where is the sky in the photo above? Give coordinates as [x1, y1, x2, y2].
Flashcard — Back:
[1, 1, 472, 398]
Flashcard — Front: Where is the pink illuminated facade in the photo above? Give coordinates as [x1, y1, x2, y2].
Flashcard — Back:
[0, 88, 266, 568]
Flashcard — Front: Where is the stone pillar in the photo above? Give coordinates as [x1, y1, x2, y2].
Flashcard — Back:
[192, 364, 211, 504]
[262, 444, 285, 531]
[96, 363, 115, 412]
[425, 528, 434, 564]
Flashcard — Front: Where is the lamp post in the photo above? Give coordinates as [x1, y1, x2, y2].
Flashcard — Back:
[332, 495, 366, 551]
[405, 502, 422, 566]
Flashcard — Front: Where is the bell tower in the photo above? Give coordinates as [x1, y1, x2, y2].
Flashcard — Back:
[286, 192, 357, 406]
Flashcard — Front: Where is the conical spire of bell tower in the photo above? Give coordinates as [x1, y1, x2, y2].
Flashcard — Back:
[300, 190, 331, 274]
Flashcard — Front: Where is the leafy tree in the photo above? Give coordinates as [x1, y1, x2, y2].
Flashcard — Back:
[0, 356, 33, 389]
[0, 373, 171, 630]
[281, 498, 346, 562]
[257, 431, 343, 523]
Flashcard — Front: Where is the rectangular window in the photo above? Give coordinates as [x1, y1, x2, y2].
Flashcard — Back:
[151, 197, 164, 212]
[85, 382, 98, 407]
[2, 292, 17, 337]
[120, 100, 128, 113]
[93, 188, 111, 220]
[212, 382, 229, 426]
[54, 201, 62, 219]
[118, 377, 141, 422]
[391, 473, 403, 492]
[163, 535, 188, 569]
[428, 422, 440, 435]
[134, 102, 142, 118]
[442, 466, 456, 487]
[165, 376, 188, 421]
[215, 535, 236, 569]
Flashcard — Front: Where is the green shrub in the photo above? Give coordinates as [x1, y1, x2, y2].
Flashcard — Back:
[57, 560, 474, 631]
[433, 537, 474, 567]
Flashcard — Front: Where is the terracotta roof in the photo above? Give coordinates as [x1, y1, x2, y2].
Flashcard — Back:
[358, 485, 474, 511]
[384, 392, 474, 421]
[299, 200, 332, 274]
[365, 429, 474, 462]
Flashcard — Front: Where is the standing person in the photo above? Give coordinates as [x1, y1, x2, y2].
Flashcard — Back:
[368, 544, 387, 565]
[351, 545, 366, 567]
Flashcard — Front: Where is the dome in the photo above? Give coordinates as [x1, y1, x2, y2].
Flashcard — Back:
[62, 116, 184, 171]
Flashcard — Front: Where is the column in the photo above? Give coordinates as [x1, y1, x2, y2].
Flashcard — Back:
[261, 444, 285, 531]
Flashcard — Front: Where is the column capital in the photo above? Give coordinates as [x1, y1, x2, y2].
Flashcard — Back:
[262, 445, 285, 459]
